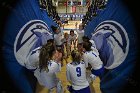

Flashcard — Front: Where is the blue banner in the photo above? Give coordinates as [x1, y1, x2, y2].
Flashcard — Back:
[85, 0, 138, 93]
[2, 0, 56, 93]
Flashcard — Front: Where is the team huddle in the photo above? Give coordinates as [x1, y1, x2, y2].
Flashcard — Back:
[25, 21, 104, 93]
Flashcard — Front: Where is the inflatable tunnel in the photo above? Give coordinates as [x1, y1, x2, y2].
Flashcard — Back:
[1, 0, 57, 93]
[1, 0, 138, 93]
[84, 0, 138, 93]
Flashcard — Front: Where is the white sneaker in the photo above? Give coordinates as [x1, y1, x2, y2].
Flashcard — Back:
[56, 81, 64, 93]
[90, 74, 96, 80]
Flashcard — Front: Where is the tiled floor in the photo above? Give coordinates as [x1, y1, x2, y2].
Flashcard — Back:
[36, 21, 101, 93]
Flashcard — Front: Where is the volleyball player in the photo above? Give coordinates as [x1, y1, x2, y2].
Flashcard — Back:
[26, 42, 63, 93]
[69, 29, 77, 50]
[75, 23, 84, 44]
[82, 41, 104, 79]
[66, 50, 91, 93]
[82, 36, 99, 56]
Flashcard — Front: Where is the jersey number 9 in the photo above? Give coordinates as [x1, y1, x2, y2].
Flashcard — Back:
[76, 67, 81, 77]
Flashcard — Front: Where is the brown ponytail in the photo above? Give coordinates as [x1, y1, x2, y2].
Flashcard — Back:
[71, 50, 81, 64]
[39, 43, 55, 72]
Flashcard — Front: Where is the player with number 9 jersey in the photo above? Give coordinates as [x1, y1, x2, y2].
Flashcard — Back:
[66, 50, 91, 93]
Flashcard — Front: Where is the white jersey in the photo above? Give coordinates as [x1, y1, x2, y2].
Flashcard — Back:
[66, 62, 89, 90]
[34, 61, 61, 89]
[54, 27, 64, 46]
[83, 51, 103, 70]
[54, 32, 63, 46]
[26, 47, 61, 89]
[69, 34, 77, 41]
[89, 40, 99, 56]
[76, 29, 84, 43]
[61, 37, 71, 46]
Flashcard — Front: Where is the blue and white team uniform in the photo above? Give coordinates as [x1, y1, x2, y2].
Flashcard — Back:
[53, 27, 64, 47]
[89, 39, 99, 56]
[69, 34, 77, 42]
[83, 50, 104, 78]
[25, 47, 62, 90]
[76, 29, 84, 44]
[66, 61, 91, 93]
